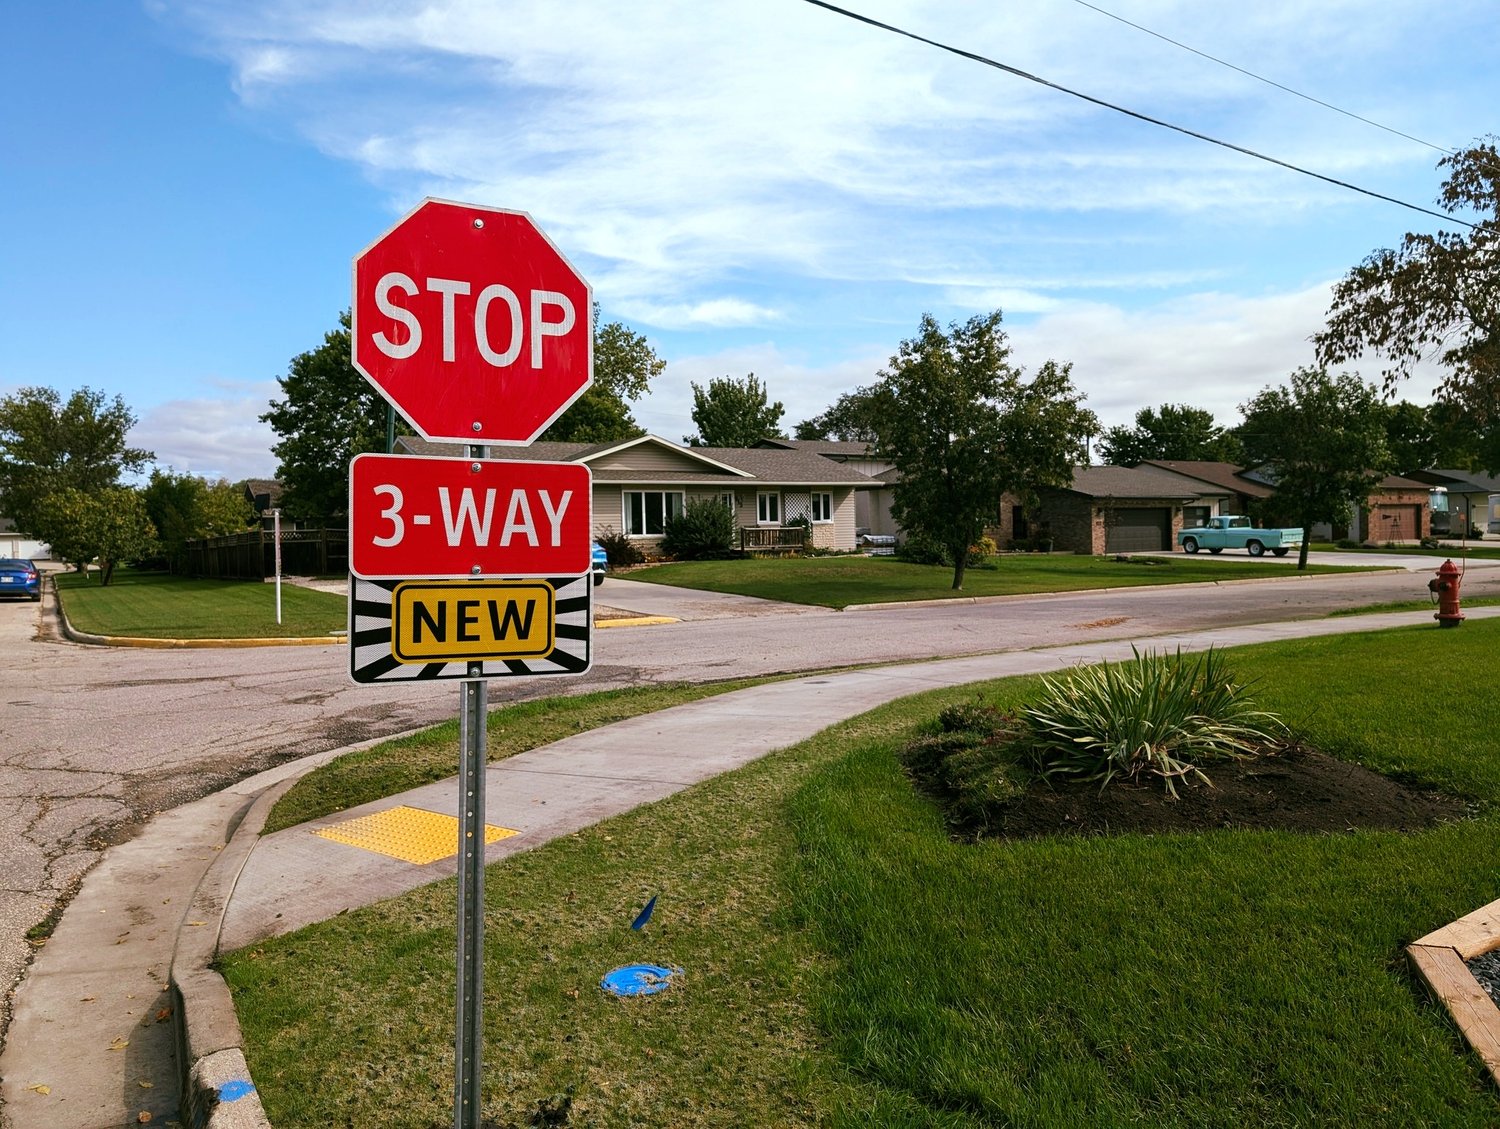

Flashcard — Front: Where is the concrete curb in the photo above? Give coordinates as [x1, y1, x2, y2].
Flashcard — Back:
[168, 777, 297, 1129]
[595, 615, 679, 628]
[838, 569, 1353, 612]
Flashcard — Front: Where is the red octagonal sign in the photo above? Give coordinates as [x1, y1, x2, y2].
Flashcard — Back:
[352, 198, 592, 445]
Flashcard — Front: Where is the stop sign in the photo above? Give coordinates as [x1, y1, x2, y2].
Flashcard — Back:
[352, 198, 592, 445]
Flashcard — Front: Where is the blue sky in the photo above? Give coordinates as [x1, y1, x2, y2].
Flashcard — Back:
[3, 0, 1495, 482]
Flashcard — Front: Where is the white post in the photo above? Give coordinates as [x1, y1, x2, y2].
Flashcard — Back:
[272, 508, 283, 625]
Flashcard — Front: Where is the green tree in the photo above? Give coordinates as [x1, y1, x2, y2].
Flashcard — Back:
[540, 315, 665, 443]
[871, 311, 1098, 590]
[40, 486, 156, 585]
[1238, 368, 1393, 570]
[261, 312, 391, 521]
[1376, 400, 1440, 475]
[794, 385, 888, 442]
[0, 386, 152, 535]
[1314, 139, 1500, 468]
[684, 374, 786, 447]
[143, 470, 255, 571]
[1097, 403, 1242, 465]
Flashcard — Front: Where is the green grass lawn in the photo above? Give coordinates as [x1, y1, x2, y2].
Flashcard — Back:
[54, 567, 346, 639]
[622, 554, 1366, 608]
[223, 620, 1500, 1127]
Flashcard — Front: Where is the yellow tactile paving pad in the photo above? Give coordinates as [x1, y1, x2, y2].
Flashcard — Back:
[313, 805, 518, 865]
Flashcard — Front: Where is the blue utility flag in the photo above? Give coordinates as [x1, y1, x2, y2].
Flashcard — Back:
[631, 894, 657, 930]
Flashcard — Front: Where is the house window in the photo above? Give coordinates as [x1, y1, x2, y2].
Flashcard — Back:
[1183, 505, 1211, 528]
[811, 492, 832, 523]
[718, 492, 737, 519]
[623, 491, 683, 536]
[756, 492, 781, 525]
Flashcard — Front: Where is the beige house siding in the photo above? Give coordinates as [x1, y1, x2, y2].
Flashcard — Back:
[590, 445, 740, 477]
[826, 487, 857, 549]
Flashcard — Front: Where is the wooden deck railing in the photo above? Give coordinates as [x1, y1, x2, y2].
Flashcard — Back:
[739, 525, 806, 554]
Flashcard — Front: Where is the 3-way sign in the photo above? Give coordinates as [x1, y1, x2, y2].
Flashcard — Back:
[349, 453, 592, 580]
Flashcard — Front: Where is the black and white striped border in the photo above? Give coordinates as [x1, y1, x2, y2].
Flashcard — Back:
[348, 573, 591, 684]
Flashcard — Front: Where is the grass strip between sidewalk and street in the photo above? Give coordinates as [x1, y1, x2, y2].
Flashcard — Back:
[224, 619, 1500, 1128]
[54, 567, 346, 639]
[263, 677, 789, 833]
[622, 554, 1371, 608]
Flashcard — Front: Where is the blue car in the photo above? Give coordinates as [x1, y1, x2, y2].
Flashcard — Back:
[591, 540, 608, 586]
[0, 558, 42, 601]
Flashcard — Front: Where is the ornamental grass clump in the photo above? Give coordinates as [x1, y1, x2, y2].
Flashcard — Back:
[1016, 647, 1287, 797]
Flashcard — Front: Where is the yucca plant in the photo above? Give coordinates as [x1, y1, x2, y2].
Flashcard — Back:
[1015, 648, 1287, 797]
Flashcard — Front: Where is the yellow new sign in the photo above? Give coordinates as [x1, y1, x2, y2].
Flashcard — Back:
[391, 580, 555, 664]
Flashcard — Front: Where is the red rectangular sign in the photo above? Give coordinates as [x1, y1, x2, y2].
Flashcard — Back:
[350, 453, 592, 579]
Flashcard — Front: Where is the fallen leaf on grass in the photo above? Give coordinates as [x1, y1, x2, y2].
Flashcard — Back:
[137, 1111, 152, 1123]
[155, 1007, 172, 1022]
[138, 1080, 154, 1089]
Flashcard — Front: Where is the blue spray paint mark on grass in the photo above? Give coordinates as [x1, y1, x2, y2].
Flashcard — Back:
[600, 964, 681, 997]
[218, 1080, 257, 1102]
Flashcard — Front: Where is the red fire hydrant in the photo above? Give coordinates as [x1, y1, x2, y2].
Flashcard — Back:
[1428, 558, 1465, 628]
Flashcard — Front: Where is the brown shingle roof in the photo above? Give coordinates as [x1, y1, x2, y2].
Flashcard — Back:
[394, 435, 876, 486]
[1141, 461, 1275, 499]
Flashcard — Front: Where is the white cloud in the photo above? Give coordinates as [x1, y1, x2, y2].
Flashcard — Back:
[637, 342, 889, 442]
[131, 384, 282, 483]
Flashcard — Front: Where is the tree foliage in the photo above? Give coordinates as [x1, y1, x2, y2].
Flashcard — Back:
[1238, 368, 1392, 569]
[1315, 139, 1500, 466]
[142, 470, 255, 571]
[794, 385, 886, 442]
[684, 374, 786, 447]
[42, 486, 156, 585]
[0, 385, 152, 535]
[870, 311, 1098, 590]
[540, 315, 665, 443]
[1097, 403, 1242, 465]
[262, 312, 390, 520]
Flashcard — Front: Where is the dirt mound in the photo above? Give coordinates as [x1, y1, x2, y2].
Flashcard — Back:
[990, 746, 1471, 840]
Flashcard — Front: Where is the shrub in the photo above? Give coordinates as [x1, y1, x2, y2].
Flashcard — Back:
[895, 532, 949, 566]
[1419, 536, 1441, 549]
[969, 535, 998, 562]
[660, 498, 736, 560]
[594, 528, 644, 568]
[1014, 648, 1287, 797]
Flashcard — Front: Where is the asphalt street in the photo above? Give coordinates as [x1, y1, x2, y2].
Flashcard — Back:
[2, 553, 1497, 1062]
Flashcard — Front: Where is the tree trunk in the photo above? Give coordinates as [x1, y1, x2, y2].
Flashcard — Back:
[950, 548, 967, 590]
[1297, 526, 1311, 571]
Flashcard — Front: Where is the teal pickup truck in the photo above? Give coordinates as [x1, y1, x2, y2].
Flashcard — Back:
[1177, 516, 1303, 558]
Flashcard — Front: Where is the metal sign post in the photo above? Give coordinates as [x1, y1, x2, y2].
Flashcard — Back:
[455, 655, 487, 1126]
[272, 508, 283, 626]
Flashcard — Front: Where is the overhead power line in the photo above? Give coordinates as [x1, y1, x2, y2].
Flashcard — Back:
[798, 0, 1475, 230]
[1067, 0, 1454, 157]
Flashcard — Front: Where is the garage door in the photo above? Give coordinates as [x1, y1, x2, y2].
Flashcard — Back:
[1105, 508, 1170, 553]
[1370, 504, 1420, 542]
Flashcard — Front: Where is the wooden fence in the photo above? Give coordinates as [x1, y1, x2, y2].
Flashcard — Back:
[183, 527, 348, 580]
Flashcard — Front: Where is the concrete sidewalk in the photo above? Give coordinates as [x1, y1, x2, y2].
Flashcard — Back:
[3, 606, 1495, 1128]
